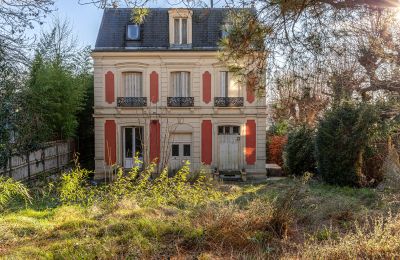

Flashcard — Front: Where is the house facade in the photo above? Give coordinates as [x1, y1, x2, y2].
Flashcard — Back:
[92, 8, 266, 176]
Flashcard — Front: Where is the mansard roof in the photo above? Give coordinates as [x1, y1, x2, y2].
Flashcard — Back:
[94, 8, 234, 51]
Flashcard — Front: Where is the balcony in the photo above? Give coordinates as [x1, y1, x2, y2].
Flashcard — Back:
[117, 97, 147, 107]
[214, 97, 244, 107]
[167, 97, 194, 107]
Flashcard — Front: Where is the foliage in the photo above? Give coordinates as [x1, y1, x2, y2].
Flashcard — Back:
[267, 135, 288, 166]
[315, 102, 385, 187]
[284, 126, 316, 176]
[0, 176, 31, 210]
[59, 159, 94, 206]
[131, 8, 150, 24]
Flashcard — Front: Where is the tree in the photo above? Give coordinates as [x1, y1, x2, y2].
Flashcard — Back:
[0, 0, 54, 65]
[25, 19, 89, 140]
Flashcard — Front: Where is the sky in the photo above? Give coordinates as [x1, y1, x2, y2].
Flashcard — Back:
[32, 1, 104, 48]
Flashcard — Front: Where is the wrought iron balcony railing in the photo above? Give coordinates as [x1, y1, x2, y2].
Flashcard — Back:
[117, 97, 147, 107]
[214, 97, 244, 107]
[167, 97, 194, 107]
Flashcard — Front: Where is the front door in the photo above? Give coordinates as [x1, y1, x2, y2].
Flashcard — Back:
[218, 126, 240, 170]
[170, 133, 192, 172]
[123, 127, 143, 168]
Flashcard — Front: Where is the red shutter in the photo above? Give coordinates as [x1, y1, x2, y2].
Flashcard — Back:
[201, 120, 212, 165]
[150, 71, 159, 104]
[104, 120, 116, 165]
[149, 120, 160, 163]
[247, 85, 255, 104]
[105, 71, 115, 104]
[202, 71, 211, 104]
[245, 120, 256, 165]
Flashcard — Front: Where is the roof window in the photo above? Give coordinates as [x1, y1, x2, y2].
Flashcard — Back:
[127, 24, 140, 40]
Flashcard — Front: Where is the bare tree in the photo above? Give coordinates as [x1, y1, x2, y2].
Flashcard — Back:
[0, 0, 55, 65]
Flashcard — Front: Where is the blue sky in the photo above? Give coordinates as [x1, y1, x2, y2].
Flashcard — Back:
[33, 1, 104, 48]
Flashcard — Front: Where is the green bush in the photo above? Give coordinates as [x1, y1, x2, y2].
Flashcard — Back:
[315, 102, 381, 187]
[284, 126, 316, 175]
[0, 176, 31, 210]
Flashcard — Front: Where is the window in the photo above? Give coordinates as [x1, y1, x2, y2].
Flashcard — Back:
[222, 23, 230, 38]
[126, 24, 140, 40]
[183, 144, 191, 156]
[173, 18, 188, 44]
[124, 72, 143, 97]
[218, 126, 240, 135]
[220, 71, 239, 97]
[172, 144, 179, 156]
[220, 71, 229, 97]
[171, 72, 190, 97]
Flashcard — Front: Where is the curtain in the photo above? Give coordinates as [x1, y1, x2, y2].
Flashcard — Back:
[174, 19, 180, 44]
[124, 72, 142, 97]
[172, 72, 190, 97]
[182, 19, 187, 44]
[220, 71, 228, 97]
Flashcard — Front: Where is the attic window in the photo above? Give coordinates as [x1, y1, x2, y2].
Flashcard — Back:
[127, 24, 140, 40]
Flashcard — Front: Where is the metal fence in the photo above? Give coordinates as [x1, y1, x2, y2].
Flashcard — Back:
[0, 140, 74, 181]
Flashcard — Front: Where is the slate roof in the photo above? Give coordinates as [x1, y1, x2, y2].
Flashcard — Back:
[94, 8, 233, 51]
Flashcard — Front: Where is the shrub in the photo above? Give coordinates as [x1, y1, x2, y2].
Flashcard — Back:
[0, 176, 31, 210]
[267, 135, 288, 166]
[315, 102, 382, 187]
[284, 126, 316, 176]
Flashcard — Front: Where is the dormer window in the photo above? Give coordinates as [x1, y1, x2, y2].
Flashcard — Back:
[126, 24, 140, 40]
[168, 9, 193, 47]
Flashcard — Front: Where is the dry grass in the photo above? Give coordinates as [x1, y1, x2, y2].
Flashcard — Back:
[1, 177, 400, 259]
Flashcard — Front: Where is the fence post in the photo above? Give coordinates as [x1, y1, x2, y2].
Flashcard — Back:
[56, 143, 60, 170]
[8, 156, 12, 178]
[27, 152, 31, 180]
[42, 148, 46, 173]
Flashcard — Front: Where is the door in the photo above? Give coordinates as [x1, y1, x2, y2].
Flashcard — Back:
[170, 133, 192, 171]
[123, 127, 143, 168]
[218, 126, 240, 170]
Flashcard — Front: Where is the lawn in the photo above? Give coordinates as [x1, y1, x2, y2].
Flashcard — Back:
[1, 174, 400, 259]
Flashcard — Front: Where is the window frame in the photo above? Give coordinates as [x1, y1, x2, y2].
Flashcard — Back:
[173, 18, 188, 45]
[126, 24, 141, 40]
[123, 71, 143, 97]
[170, 71, 191, 97]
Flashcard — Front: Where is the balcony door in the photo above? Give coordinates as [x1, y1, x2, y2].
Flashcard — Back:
[123, 127, 143, 169]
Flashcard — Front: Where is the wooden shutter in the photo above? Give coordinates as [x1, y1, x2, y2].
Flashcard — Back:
[201, 120, 212, 165]
[105, 71, 115, 104]
[202, 71, 211, 104]
[104, 120, 116, 165]
[149, 120, 160, 163]
[150, 71, 159, 103]
[245, 120, 256, 165]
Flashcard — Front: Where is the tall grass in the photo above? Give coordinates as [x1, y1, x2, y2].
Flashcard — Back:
[0, 176, 31, 210]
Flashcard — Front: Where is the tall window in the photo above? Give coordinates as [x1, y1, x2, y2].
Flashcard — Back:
[171, 72, 190, 97]
[124, 72, 143, 97]
[174, 18, 188, 44]
[220, 71, 239, 97]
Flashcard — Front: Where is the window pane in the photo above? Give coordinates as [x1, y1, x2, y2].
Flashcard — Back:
[174, 19, 180, 44]
[182, 72, 190, 97]
[172, 144, 179, 156]
[182, 19, 187, 44]
[220, 72, 228, 97]
[218, 126, 223, 135]
[233, 126, 240, 135]
[127, 25, 140, 40]
[135, 127, 143, 158]
[183, 144, 191, 156]
[125, 128, 133, 157]
[171, 72, 190, 97]
[124, 72, 142, 97]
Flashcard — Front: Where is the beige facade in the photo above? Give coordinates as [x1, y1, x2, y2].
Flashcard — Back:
[92, 51, 266, 175]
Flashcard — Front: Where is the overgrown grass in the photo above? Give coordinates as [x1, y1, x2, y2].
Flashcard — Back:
[1, 164, 400, 259]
